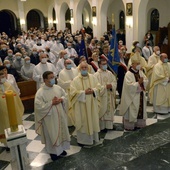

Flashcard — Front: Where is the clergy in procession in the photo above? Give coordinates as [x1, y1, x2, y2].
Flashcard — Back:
[146, 46, 160, 91]
[128, 47, 148, 74]
[34, 71, 70, 161]
[149, 53, 170, 114]
[69, 61, 101, 146]
[119, 52, 148, 130]
[0, 66, 24, 146]
[58, 59, 78, 126]
[33, 53, 57, 90]
[94, 57, 117, 130]
[77, 56, 95, 74]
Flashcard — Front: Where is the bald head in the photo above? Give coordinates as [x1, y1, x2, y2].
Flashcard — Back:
[153, 46, 160, 56]
[79, 61, 88, 70]
[160, 53, 168, 63]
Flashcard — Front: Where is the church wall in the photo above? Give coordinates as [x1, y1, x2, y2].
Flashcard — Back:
[107, 0, 125, 31]
[147, 0, 169, 29]
[0, 0, 18, 17]
[23, 0, 48, 17]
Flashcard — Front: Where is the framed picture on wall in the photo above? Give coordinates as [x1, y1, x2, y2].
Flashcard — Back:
[70, 9, 73, 18]
[126, 3, 132, 16]
[92, 6, 96, 17]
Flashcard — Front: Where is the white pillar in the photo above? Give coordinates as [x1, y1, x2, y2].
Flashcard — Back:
[5, 125, 29, 170]
[17, 0, 26, 31]
[70, 0, 77, 34]
[125, 0, 134, 53]
[91, 0, 98, 38]
[55, 2, 66, 31]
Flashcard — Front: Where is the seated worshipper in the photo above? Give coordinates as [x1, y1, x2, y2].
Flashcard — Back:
[58, 59, 78, 126]
[13, 52, 24, 73]
[45, 47, 56, 65]
[33, 38, 45, 51]
[33, 53, 57, 90]
[146, 46, 160, 91]
[65, 42, 78, 61]
[3, 66, 20, 95]
[117, 49, 128, 100]
[0, 44, 8, 62]
[77, 56, 95, 74]
[119, 53, 148, 131]
[3, 59, 23, 82]
[21, 56, 35, 80]
[90, 52, 99, 72]
[4, 49, 15, 65]
[30, 48, 40, 65]
[149, 53, 170, 114]
[56, 50, 76, 75]
[51, 38, 64, 63]
[94, 58, 117, 130]
[118, 40, 126, 50]
[0, 66, 24, 146]
[34, 71, 70, 161]
[69, 61, 101, 146]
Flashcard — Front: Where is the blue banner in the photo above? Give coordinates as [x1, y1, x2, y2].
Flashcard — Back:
[108, 28, 120, 74]
[79, 39, 88, 61]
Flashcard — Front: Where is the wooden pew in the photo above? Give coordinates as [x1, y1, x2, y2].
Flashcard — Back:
[17, 80, 36, 112]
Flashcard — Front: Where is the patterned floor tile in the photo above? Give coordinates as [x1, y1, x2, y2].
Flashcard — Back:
[104, 131, 124, 140]
[26, 140, 45, 153]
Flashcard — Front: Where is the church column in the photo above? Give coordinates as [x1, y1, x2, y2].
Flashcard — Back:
[55, 1, 66, 31]
[125, 0, 134, 52]
[91, 0, 98, 38]
[70, 0, 77, 34]
[17, 0, 26, 31]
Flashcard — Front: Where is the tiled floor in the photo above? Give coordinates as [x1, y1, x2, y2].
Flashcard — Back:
[0, 100, 170, 170]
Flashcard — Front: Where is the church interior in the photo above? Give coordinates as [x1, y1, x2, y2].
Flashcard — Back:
[0, 0, 170, 169]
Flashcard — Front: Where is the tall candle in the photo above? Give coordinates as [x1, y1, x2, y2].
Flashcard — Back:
[5, 90, 18, 132]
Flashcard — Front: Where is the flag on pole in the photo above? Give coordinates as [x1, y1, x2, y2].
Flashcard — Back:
[79, 29, 88, 61]
[79, 39, 88, 61]
[108, 28, 120, 74]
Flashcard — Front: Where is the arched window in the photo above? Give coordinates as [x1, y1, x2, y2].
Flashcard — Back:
[27, 10, 41, 30]
[65, 8, 71, 30]
[119, 11, 125, 29]
[0, 10, 17, 36]
[150, 9, 159, 31]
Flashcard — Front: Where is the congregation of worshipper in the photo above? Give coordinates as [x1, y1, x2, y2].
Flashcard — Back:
[0, 0, 170, 169]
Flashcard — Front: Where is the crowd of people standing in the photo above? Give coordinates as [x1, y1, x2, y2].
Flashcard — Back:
[0, 27, 170, 161]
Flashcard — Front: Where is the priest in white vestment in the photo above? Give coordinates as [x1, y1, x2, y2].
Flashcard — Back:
[65, 43, 78, 61]
[94, 58, 117, 130]
[51, 39, 64, 61]
[58, 59, 78, 126]
[119, 52, 148, 130]
[146, 46, 160, 90]
[69, 61, 101, 145]
[149, 53, 170, 114]
[128, 47, 148, 74]
[33, 53, 57, 90]
[77, 56, 95, 74]
[35, 71, 70, 161]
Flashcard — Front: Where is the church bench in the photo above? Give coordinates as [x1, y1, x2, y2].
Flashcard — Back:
[17, 80, 36, 112]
